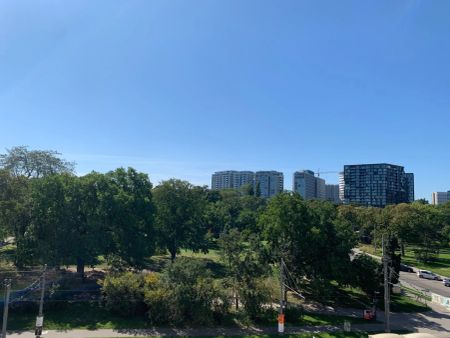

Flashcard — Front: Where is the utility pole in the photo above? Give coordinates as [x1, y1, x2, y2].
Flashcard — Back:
[1, 279, 11, 338]
[278, 257, 285, 334]
[382, 235, 390, 333]
[35, 265, 46, 338]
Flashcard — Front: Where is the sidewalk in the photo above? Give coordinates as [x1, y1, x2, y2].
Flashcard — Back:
[4, 324, 385, 338]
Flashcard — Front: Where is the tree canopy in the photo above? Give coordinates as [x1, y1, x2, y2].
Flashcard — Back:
[0, 146, 75, 178]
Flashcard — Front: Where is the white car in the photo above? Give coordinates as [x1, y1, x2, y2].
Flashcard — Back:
[417, 270, 440, 280]
[442, 278, 450, 287]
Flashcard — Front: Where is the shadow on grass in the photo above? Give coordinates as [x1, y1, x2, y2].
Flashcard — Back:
[379, 294, 430, 313]
[146, 255, 227, 278]
[7, 302, 150, 330]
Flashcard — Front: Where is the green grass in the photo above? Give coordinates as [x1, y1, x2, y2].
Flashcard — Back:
[402, 247, 450, 277]
[5, 302, 376, 331]
[379, 294, 430, 313]
[7, 302, 151, 330]
[356, 244, 380, 258]
[298, 313, 369, 326]
[147, 249, 226, 278]
[358, 243, 450, 277]
[401, 285, 432, 302]
[254, 307, 374, 327]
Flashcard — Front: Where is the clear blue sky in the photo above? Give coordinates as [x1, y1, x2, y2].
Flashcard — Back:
[1, 0, 449, 200]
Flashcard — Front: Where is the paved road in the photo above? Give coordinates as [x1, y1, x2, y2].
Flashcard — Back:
[354, 248, 450, 298]
[400, 271, 450, 298]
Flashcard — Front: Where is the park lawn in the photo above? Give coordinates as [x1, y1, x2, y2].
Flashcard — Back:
[297, 313, 369, 326]
[358, 243, 450, 277]
[7, 302, 151, 330]
[147, 249, 227, 278]
[5, 302, 375, 331]
[387, 294, 430, 313]
[401, 247, 450, 277]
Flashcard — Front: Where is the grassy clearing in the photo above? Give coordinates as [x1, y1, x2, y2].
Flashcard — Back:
[402, 247, 450, 277]
[356, 244, 380, 257]
[147, 249, 224, 275]
[358, 244, 450, 277]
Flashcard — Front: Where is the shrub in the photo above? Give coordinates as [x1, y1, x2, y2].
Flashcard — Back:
[144, 258, 229, 325]
[144, 273, 169, 324]
[101, 272, 146, 316]
[238, 278, 270, 319]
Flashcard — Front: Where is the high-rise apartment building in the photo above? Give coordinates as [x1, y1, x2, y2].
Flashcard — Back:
[342, 163, 414, 207]
[211, 171, 254, 190]
[255, 171, 284, 198]
[325, 184, 341, 204]
[432, 191, 450, 205]
[293, 170, 325, 200]
[405, 173, 415, 202]
[339, 172, 345, 203]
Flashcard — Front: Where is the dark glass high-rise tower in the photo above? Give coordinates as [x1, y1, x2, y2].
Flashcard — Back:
[342, 163, 414, 207]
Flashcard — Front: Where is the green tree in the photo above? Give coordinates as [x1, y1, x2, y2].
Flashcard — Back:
[259, 193, 356, 290]
[409, 203, 444, 261]
[348, 254, 382, 296]
[153, 179, 208, 261]
[19, 173, 105, 272]
[99, 168, 155, 268]
[0, 169, 29, 242]
[0, 146, 74, 178]
[388, 203, 421, 255]
[18, 168, 155, 272]
[218, 229, 269, 316]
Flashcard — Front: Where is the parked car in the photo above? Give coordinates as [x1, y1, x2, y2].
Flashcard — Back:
[417, 270, 440, 280]
[400, 263, 414, 273]
[443, 278, 450, 287]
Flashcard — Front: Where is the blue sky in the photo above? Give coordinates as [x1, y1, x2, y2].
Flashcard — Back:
[1, 0, 449, 200]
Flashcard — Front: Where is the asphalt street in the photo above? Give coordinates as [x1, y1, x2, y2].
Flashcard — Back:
[400, 271, 450, 298]
[353, 248, 450, 298]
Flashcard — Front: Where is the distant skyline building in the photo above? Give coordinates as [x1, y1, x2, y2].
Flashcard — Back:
[293, 170, 325, 200]
[255, 171, 284, 198]
[211, 170, 254, 190]
[342, 163, 414, 208]
[211, 170, 283, 198]
[405, 173, 415, 202]
[339, 172, 345, 203]
[432, 191, 450, 205]
[325, 184, 341, 204]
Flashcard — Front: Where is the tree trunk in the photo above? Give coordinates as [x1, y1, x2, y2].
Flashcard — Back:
[235, 292, 239, 310]
[76, 257, 85, 281]
[169, 248, 177, 262]
[401, 242, 405, 256]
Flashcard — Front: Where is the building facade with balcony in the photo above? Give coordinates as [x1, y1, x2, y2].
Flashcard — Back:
[342, 163, 414, 207]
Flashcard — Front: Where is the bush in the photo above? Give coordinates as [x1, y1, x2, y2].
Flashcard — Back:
[101, 272, 146, 316]
[144, 273, 169, 324]
[347, 253, 382, 296]
[145, 258, 230, 325]
[238, 278, 270, 319]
